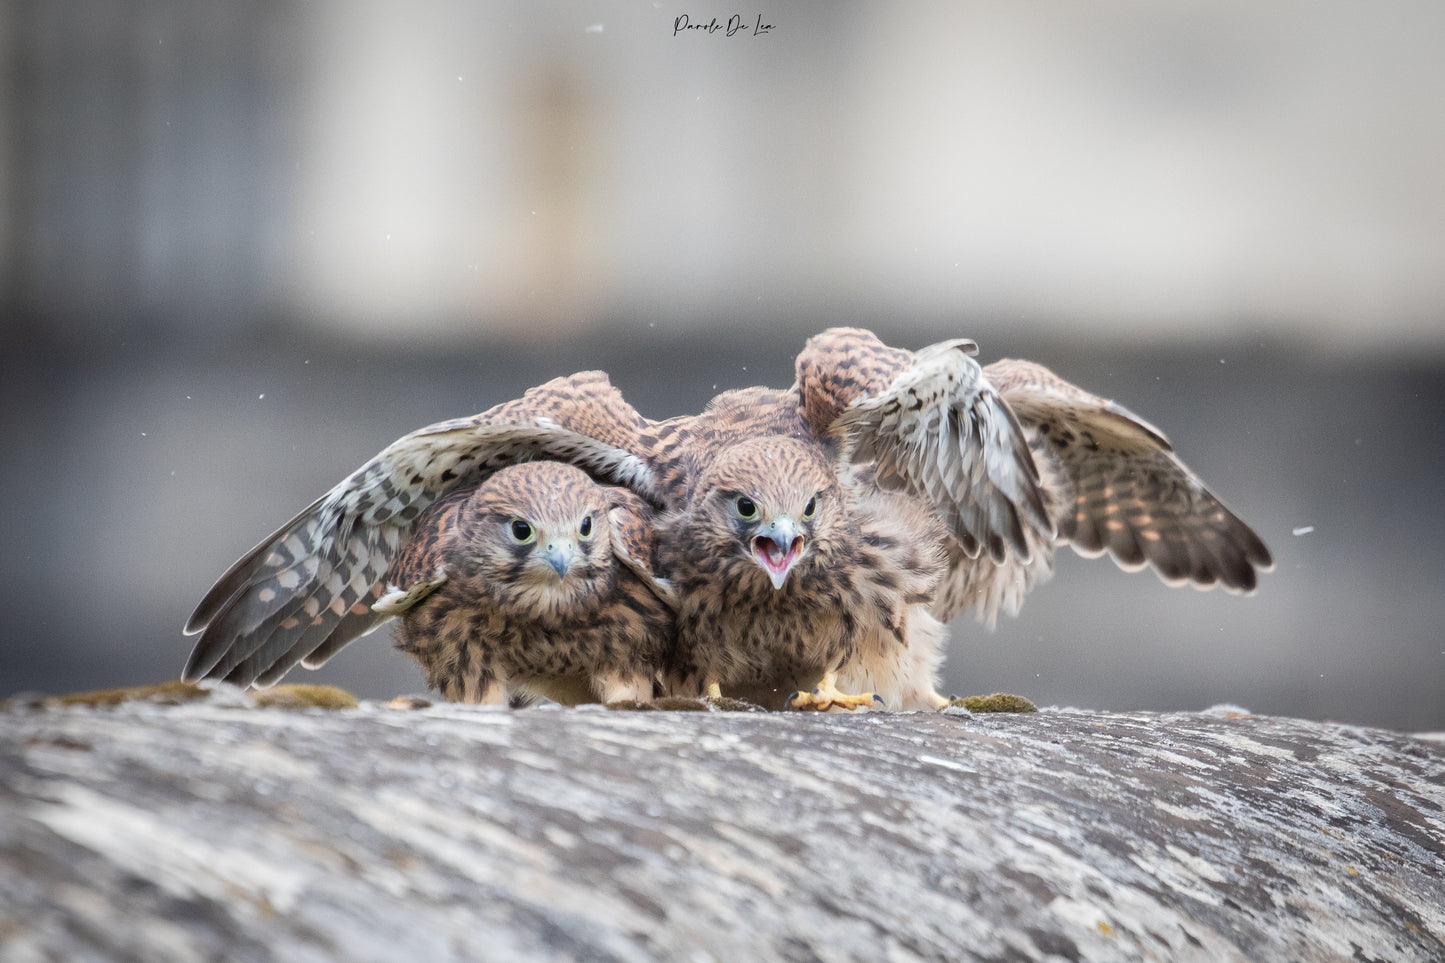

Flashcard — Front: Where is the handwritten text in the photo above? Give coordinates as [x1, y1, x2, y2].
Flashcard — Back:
[673, 14, 774, 37]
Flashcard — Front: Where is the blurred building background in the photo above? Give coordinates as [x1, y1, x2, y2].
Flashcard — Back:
[2, 1, 1442, 730]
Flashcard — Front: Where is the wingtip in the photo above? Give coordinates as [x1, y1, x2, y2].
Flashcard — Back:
[1251, 537, 1276, 572]
[180, 646, 214, 685]
[184, 582, 235, 638]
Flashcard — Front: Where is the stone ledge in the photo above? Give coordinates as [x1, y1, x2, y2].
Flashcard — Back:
[2, 700, 1442, 961]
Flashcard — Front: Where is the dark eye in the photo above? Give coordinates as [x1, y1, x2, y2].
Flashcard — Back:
[578, 515, 593, 539]
[803, 495, 818, 519]
[509, 519, 534, 543]
[735, 496, 758, 520]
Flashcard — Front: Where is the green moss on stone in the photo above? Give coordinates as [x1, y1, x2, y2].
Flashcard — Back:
[953, 692, 1039, 714]
[51, 680, 211, 707]
[251, 684, 358, 710]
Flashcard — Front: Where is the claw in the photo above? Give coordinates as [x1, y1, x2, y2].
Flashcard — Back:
[787, 671, 881, 712]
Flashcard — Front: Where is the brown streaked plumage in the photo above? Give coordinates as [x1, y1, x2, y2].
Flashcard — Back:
[708, 326, 1263, 711]
[184, 327, 1272, 715]
[633, 380, 969, 711]
[652, 429, 947, 709]
[464, 330, 1038, 711]
[924, 356, 1274, 624]
[793, 328, 1274, 692]
[678, 327, 1060, 710]
[182, 372, 662, 693]
[377, 461, 673, 705]
[802, 329, 1054, 564]
[185, 332, 1048, 711]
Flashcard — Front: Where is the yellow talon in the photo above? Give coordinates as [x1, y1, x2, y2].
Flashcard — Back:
[707, 682, 723, 700]
[787, 671, 882, 712]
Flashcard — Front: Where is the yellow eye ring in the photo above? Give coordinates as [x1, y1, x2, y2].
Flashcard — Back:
[735, 496, 758, 520]
[802, 495, 818, 519]
[509, 519, 535, 543]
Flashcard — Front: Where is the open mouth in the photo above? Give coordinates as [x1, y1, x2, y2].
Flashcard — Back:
[751, 535, 804, 589]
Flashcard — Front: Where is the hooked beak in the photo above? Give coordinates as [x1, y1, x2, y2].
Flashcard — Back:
[751, 516, 804, 590]
[542, 540, 575, 578]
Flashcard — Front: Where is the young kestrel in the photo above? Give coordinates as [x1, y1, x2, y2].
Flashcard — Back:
[182, 374, 671, 702]
[379, 462, 672, 705]
[795, 327, 1273, 708]
[644, 403, 953, 711]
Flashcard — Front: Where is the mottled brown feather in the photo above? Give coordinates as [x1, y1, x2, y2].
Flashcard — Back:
[798, 328, 1052, 563]
[383, 462, 672, 704]
[983, 358, 1273, 598]
[183, 373, 655, 689]
[186, 329, 1272, 711]
[787, 333, 1271, 629]
[790, 329, 1272, 698]
[645, 386, 947, 707]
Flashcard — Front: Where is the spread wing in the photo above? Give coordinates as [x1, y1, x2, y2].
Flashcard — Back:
[224, 490, 469, 688]
[799, 328, 1053, 564]
[984, 358, 1274, 593]
[183, 388, 658, 688]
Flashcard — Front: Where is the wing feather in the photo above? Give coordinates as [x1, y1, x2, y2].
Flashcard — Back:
[252, 598, 386, 688]
[183, 417, 655, 688]
[829, 338, 1053, 563]
[226, 587, 387, 689]
[985, 358, 1273, 594]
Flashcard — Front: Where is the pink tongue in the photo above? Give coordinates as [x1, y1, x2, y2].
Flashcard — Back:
[755, 537, 797, 573]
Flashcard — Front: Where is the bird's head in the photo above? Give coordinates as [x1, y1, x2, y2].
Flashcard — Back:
[461, 462, 615, 619]
[694, 437, 841, 591]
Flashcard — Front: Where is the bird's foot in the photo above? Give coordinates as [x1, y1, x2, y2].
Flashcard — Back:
[945, 692, 1038, 713]
[787, 673, 885, 712]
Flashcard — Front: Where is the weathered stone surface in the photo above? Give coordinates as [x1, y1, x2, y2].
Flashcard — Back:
[1, 697, 1442, 962]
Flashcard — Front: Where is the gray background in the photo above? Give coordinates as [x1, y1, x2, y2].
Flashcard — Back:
[3, 1, 1442, 730]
